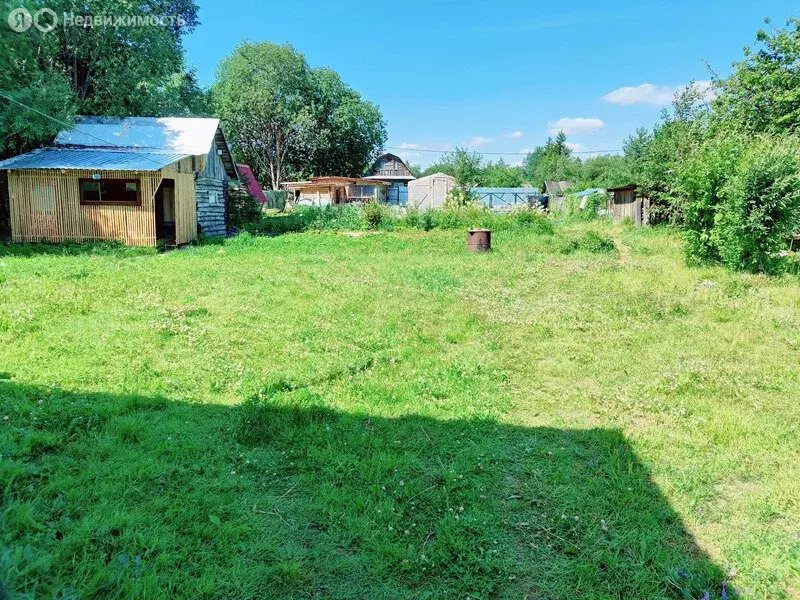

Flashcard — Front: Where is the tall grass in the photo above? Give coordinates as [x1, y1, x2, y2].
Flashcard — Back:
[245, 204, 555, 236]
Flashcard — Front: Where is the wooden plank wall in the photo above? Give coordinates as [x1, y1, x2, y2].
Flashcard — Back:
[9, 169, 162, 246]
[173, 172, 197, 245]
[610, 189, 638, 222]
[8, 157, 199, 246]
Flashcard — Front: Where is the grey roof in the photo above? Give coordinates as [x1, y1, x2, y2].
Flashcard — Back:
[0, 116, 237, 176]
[55, 116, 221, 154]
[0, 148, 189, 171]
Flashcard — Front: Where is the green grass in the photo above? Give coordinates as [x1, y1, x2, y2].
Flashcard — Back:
[1, 221, 798, 598]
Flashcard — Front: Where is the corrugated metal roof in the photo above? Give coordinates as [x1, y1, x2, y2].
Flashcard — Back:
[236, 164, 268, 204]
[0, 148, 189, 171]
[55, 116, 220, 154]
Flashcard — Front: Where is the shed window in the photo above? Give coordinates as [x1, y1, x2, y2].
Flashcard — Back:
[79, 178, 140, 205]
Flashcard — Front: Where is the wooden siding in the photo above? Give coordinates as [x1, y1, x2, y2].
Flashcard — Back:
[9, 169, 162, 245]
[174, 172, 197, 244]
[609, 188, 649, 226]
[370, 153, 414, 179]
[8, 156, 199, 246]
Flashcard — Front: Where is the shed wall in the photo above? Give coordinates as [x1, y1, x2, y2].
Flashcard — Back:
[8, 169, 162, 246]
[195, 146, 228, 237]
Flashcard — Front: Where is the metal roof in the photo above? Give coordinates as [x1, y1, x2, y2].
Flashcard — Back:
[0, 148, 189, 171]
[55, 116, 220, 154]
[574, 187, 605, 197]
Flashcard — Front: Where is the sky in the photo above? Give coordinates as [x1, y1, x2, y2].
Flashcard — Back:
[184, 0, 798, 168]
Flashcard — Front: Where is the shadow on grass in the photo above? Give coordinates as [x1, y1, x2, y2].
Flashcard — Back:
[0, 381, 730, 599]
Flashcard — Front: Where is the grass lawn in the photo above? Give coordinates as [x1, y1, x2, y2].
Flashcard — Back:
[1, 221, 798, 598]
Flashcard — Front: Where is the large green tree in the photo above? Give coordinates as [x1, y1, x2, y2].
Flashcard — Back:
[212, 41, 386, 190]
[0, 0, 205, 158]
[307, 68, 385, 179]
[213, 42, 313, 190]
[714, 18, 800, 132]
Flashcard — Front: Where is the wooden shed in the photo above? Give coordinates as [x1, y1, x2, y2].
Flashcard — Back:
[608, 185, 649, 226]
[0, 117, 237, 245]
[542, 180, 573, 212]
[282, 176, 388, 207]
[407, 173, 456, 210]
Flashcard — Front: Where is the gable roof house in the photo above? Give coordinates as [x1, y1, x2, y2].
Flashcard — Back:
[364, 152, 416, 205]
[0, 116, 237, 246]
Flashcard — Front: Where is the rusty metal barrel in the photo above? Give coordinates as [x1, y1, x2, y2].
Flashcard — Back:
[467, 228, 491, 252]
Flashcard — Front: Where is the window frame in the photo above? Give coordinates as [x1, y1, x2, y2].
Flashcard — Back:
[78, 177, 142, 206]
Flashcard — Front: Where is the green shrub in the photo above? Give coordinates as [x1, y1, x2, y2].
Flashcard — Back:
[363, 201, 388, 229]
[442, 187, 481, 211]
[560, 231, 616, 255]
[565, 192, 605, 222]
[675, 134, 744, 263]
[228, 189, 263, 228]
[510, 204, 555, 234]
[715, 138, 800, 273]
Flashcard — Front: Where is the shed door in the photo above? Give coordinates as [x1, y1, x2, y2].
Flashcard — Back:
[173, 173, 197, 244]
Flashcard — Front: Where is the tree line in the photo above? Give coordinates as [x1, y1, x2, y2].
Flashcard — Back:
[0, 2, 386, 194]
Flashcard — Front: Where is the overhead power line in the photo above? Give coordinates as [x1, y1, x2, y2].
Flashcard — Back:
[386, 145, 623, 156]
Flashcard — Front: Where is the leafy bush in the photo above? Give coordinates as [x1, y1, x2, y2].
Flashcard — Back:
[560, 231, 616, 255]
[565, 192, 606, 222]
[363, 201, 388, 229]
[442, 187, 481, 211]
[677, 134, 800, 273]
[228, 189, 263, 228]
[675, 134, 743, 263]
[715, 138, 800, 273]
[509, 204, 555, 234]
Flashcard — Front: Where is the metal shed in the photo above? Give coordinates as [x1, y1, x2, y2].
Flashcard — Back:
[407, 172, 456, 210]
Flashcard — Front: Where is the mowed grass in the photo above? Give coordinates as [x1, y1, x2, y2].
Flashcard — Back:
[1, 221, 798, 598]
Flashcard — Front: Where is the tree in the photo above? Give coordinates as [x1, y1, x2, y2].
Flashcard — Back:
[212, 42, 386, 189]
[422, 147, 483, 186]
[213, 42, 313, 190]
[522, 132, 580, 188]
[714, 18, 800, 132]
[306, 68, 386, 179]
[0, 0, 205, 159]
[482, 158, 524, 188]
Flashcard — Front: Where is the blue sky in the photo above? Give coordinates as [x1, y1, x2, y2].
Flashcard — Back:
[184, 0, 797, 167]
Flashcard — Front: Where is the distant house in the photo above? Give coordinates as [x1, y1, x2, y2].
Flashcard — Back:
[282, 176, 388, 206]
[0, 116, 237, 245]
[542, 180, 573, 212]
[364, 153, 416, 205]
[235, 164, 268, 206]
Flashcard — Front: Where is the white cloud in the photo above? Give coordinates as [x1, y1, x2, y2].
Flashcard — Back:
[464, 136, 493, 147]
[520, 147, 533, 154]
[603, 81, 716, 106]
[503, 130, 524, 138]
[510, 160, 523, 168]
[398, 142, 424, 150]
[547, 117, 604, 135]
[398, 151, 421, 160]
[566, 142, 585, 152]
